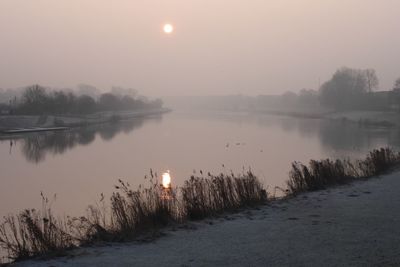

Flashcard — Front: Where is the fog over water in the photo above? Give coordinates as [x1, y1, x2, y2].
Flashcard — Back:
[1, 0, 400, 95]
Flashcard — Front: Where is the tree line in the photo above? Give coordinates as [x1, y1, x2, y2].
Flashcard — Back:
[9, 85, 163, 115]
[182, 67, 400, 112]
[319, 67, 380, 110]
[256, 67, 400, 112]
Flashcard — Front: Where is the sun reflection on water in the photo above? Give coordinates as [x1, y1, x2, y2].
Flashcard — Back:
[162, 171, 172, 188]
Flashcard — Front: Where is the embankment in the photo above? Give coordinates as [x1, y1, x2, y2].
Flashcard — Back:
[0, 108, 171, 133]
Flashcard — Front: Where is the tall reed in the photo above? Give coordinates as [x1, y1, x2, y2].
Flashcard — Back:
[182, 172, 267, 220]
[0, 171, 265, 262]
[287, 147, 400, 194]
[0, 194, 74, 261]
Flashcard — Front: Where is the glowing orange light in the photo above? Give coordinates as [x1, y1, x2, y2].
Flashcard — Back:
[162, 171, 171, 188]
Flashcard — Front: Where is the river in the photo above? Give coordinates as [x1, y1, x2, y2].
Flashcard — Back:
[0, 110, 398, 218]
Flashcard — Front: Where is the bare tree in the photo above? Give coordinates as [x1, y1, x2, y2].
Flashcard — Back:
[393, 77, 400, 90]
[364, 69, 379, 92]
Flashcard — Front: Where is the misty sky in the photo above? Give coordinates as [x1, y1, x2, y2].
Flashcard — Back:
[1, 0, 400, 96]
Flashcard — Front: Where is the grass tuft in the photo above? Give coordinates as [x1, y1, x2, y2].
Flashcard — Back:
[287, 147, 400, 194]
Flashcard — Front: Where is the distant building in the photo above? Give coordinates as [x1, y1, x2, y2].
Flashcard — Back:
[362, 90, 400, 112]
[389, 89, 400, 111]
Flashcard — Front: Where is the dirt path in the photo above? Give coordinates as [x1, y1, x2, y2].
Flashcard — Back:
[13, 172, 400, 267]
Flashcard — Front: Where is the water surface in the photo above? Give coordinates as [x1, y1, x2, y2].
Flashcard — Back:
[1, 111, 398, 218]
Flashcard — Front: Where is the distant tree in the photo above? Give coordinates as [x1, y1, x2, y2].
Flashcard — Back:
[320, 67, 370, 110]
[20, 85, 49, 114]
[14, 85, 160, 115]
[22, 85, 47, 105]
[121, 95, 135, 109]
[111, 87, 138, 98]
[99, 93, 120, 110]
[390, 77, 400, 112]
[365, 69, 379, 92]
[51, 91, 69, 114]
[76, 84, 100, 99]
[66, 92, 77, 111]
[76, 95, 96, 114]
[393, 77, 400, 91]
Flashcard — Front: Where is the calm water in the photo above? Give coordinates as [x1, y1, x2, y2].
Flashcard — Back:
[1, 111, 399, 218]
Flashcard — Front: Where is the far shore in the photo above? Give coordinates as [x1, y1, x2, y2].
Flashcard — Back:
[2, 108, 396, 135]
[0, 108, 171, 134]
[252, 108, 399, 127]
[12, 171, 400, 267]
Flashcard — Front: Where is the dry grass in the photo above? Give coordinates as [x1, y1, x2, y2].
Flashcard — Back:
[182, 171, 267, 220]
[0, 171, 265, 262]
[0, 194, 74, 261]
[358, 147, 400, 176]
[92, 179, 180, 242]
[287, 147, 400, 194]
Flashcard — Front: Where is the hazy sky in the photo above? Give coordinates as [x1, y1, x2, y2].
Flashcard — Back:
[1, 0, 400, 96]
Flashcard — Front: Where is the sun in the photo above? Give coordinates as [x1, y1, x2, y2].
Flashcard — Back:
[163, 24, 174, 34]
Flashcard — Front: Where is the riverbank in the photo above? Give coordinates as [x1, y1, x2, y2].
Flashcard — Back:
[253, 108, 399, 127]
[0, 108, 171, 133]
[11, 171, 400, 267]
[326, 110, 399, 127]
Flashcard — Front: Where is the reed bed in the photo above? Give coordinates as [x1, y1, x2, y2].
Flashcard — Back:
[1, 147, 400, 263]
[0, 194, 75, 261]
[182, 172, 266, 220]
[81, 179, 181, 243]
[287, 147, 400, 194]
[0, 171, 266, 262]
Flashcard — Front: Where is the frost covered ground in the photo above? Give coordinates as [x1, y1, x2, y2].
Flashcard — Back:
[12, 172, 400, 267]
